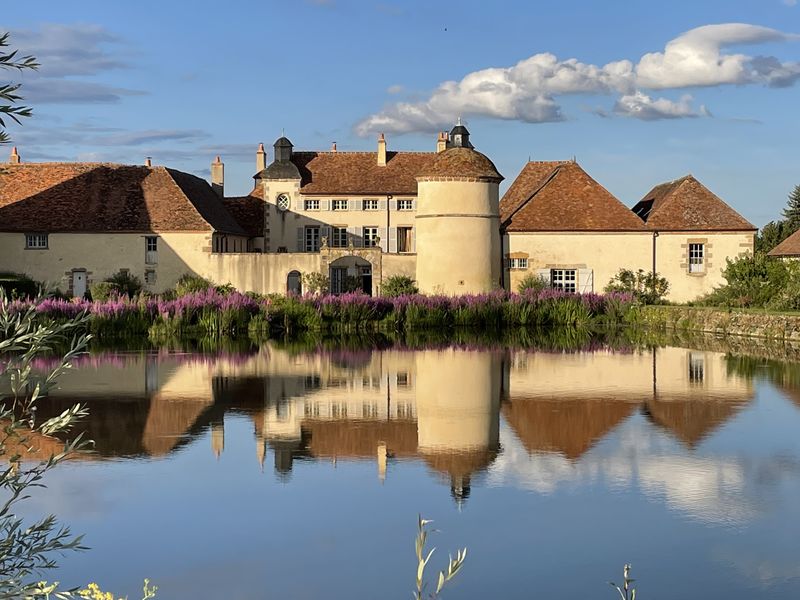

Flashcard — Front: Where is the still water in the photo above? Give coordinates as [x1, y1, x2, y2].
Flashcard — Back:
[22, 340, 800, 599]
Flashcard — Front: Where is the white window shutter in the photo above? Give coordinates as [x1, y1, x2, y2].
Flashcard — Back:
[388, 227, 398, 253]
[411, 199, 417, 211]
[378, 199, 387, 211]
[350, 199, 363, 211]
[379, 227, 388, 252]
[536, 268, 551, 284]
[410, 228, 416, 253]
[389, 199, 397, 211]
[578, 269, 593, 293]
[321, 199, 330, 211]
[347, 226, 360, 247]
[297, 227, 305, 252]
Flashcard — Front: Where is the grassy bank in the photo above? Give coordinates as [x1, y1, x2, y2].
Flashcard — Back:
[2, 289, 635, 340]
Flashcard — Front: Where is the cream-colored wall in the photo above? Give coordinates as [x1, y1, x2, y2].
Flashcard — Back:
[655, 231, 754, 303]
[416, 180, 500, 294]
[503, 232, 652, 293]
[203, 252, 321, 295]
[0, 231, 247, 294]
[506, 346, 752, 401]
[262, 178, 417, 253]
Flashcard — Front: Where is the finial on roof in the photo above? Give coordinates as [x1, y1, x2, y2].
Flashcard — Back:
[214, 155, 222, 164]
[457, 116, 462, 126]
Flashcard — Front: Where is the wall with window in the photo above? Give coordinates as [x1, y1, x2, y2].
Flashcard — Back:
[654, 231, 755, 303]
[0, 231, 224, 295]
[504, 232, 652, 294]
[260, 188, 416, 254]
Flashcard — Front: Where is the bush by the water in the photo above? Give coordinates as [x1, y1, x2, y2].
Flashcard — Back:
[106, 269, 143, 297]
[90, 281, 120, 301]
[699, 253, 799, 310]
[381, 275, 419, 297]
[605, 268, 669, 304]
[517, 273, 549, 294]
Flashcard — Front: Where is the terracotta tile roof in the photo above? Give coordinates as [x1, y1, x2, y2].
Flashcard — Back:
[501, 161, 646, 232]
[0, 163, 245, 234]
[768, 229, 800, 257]
[222, 192, 265, 238]
[633, 175, 755, 231]
[292, 151, 436, 195]
[416, 147, 503, 182]
[644, 394, 751, 448]
[499, 161, 567, 221]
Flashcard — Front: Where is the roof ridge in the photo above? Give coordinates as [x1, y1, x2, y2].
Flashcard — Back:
[293, 150, 436, 156]
[502, 163, 564, 227]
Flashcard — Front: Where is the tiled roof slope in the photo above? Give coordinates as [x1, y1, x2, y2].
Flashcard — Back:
[292, 151, 436, 195]
[416, 147, 503, 182]
[768, 229, 800, 257]
[633, 175, 755, 231]
[222, 191, 265, 238]
[502, 161, 646, 232]
[499, 161, 567, 221]
[0, 163, 245, 234]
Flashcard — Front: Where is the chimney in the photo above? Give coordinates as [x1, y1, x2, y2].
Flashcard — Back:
[436, 132, 448, 153]
[211, 155, 224, 198]
[256, 143, 266, 173]
[377, 133, 387, 166]
[9, 146, 20, 164]
[331, 141, 337, 152]
[144, 156, 152, 167]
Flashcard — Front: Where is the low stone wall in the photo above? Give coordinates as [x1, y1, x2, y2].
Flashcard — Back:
[637, 305, 800, 343]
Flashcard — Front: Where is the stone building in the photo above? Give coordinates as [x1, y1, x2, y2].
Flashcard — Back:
[0, 123, 755, 301]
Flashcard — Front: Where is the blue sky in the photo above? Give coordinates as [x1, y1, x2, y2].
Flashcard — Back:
[1, 0, 799, 225]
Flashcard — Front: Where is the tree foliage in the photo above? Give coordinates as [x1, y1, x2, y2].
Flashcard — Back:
[604, 269, 669, 304]
[0, 32, 38, 144]
[756, 219, 792, 254]
[699, 253, 791, 308]
[381, 275, 419, 297]
[781, 184, 800, 233]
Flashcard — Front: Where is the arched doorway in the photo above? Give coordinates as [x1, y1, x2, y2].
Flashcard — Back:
[286, 270, 302, 295]
[328, 256, 372, 296]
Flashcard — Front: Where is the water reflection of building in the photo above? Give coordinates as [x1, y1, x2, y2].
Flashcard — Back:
[19, 343, 766, 505]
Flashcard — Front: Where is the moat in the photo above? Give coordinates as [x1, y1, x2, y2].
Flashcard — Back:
[23, 336, 800, 599]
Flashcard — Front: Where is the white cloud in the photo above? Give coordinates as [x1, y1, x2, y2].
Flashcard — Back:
[356, 23, 799, 135]
[613, 91, 709, 120]
[784, 0, 797, 6]
[386, 84, 404, 95]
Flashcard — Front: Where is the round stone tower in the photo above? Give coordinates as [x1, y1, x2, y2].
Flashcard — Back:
[415, 123, 503, 294]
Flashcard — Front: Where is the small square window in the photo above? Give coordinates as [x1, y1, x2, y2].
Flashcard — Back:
[332, 199, 348, 211]
[397, 199, 414, 211]
[507, 258, 529, 269]
[144, 270, 156, 285]
[363, 199, 379, 211]
[551, 269, 577, 293]
[688, 352, 705, 384]
[25, 233, 48, 249]
[304, 199, 320, 211]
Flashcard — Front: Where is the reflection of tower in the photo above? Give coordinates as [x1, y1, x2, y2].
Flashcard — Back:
[377, 442, 387, 483]
[211, 419, 224, 459]
[415, 349, 501, 505]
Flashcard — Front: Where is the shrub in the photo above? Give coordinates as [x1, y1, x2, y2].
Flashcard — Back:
[700, 253, 788, 308]
[106, 270, 143, 297]
[174, 274, 213, 296]
[517, 273, 549, 294]
[0, 271, 40, 299]
[605, 269, 669, 304]
[302, 271, 330, 295]
[382, 275, 419, 297]
[90, 281, 120, 301]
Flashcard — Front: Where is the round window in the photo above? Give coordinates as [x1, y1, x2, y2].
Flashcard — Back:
[276, 194, 291, 211]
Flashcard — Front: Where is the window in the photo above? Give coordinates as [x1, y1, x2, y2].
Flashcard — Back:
[362, 403, 378, 419]
[363, 226, 379, 247]
[304, 199, 320, 211]
[144, 269, 156, 285]
[397, 199, 414, 211]
[305, 226, 321, 252]
[689, 243, 705, 273]
[332, 199, 348, 211]
[397, 372, 409, 387]
[551, 269, 577, 293]
[688, 352, 705, 384]
[331, 226, 348, 248]
[507, 258, 529, 269]
[363, 199, 379, 211]
[397, 227, 413, 253]
[145, 236, 158, 264]
[25, 233, 48, 249]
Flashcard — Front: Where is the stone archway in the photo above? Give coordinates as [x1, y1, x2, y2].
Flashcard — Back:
[286, 270, 302, 295]
[328, 256, 373, 295]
